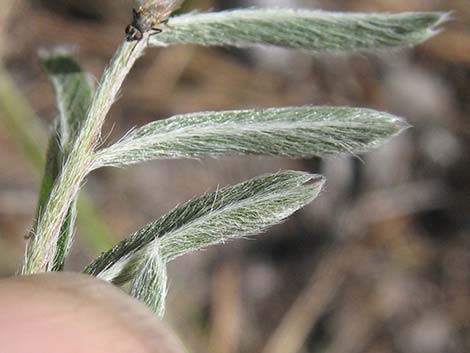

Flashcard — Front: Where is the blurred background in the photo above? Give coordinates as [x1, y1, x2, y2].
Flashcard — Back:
[0, 0, 468, 352]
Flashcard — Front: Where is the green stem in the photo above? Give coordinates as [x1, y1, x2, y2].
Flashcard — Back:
[0, 63, 116, 258]
[22, 39, 146, 274]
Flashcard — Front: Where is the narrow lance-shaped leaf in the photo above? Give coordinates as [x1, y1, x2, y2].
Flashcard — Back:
[40, 49, 95, 151]
[23, 39, 148, 275]
[33, 50, 94, 270]
[84, 171, 325, 283]
[130, 244, 168, 317]
[153, 9, 448, 51]
[0, 62, 114, 262]
[93, 107, 408, 169]
[34, 123, 79, 271]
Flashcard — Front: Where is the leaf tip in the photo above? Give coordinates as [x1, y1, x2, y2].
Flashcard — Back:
[391, 116, 412, 135]
[39, 47, 82, 75]
[420, 11, 451, 41]
[307, 173, 326, 188]
[298, 173, 326, 202]
[434, 11, 453, 27]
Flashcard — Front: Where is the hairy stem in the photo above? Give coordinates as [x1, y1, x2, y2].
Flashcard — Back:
[22, 39, 146, 274]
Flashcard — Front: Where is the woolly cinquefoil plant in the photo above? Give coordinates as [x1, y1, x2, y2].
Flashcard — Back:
[22, 3, 446, 322]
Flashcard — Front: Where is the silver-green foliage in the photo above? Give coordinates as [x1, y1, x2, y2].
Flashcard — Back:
[40, 49, 95, 151]
[22, 40, 146, 274]
[130, 244, 168, 317]
[32, 50, 95, 270]
[93, 107, 407, 169]
[155, 9, 447, 51]
[112, 171, 323, 317]
[20, 4, 446, 316]
[84, 171, 324, 284]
